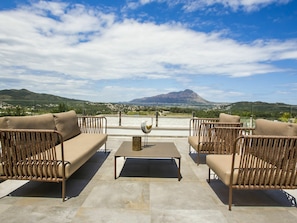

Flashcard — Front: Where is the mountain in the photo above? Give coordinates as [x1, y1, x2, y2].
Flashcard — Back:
[129, 89, 212, 105]
[0, 89, 84, 106]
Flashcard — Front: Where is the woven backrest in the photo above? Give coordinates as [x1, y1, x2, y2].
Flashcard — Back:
[190, 113, 241, 137]
[189, 118, 219, 136]
[211, 127, 253, 154]
[78, 116, 107, 134]
[196, 122, 243, 153]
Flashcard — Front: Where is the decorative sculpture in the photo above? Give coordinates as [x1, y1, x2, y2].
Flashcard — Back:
[141, 119, 152, 147]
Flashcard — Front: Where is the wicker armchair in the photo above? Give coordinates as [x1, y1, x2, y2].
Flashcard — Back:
[188, 113, 242, 164]
[207, 119, 297, 210]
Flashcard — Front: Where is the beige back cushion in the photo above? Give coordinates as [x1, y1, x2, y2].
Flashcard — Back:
[219, 113, 240, 123]
[254, 119, 297, 136]
[54, 110, 81, 141]
[4, 113, 56, 130]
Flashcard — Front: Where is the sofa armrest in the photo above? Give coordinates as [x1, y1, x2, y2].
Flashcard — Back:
[77, 116, 107, 134]
[231, 135, 297, 187]
[0, 129, 66, 180]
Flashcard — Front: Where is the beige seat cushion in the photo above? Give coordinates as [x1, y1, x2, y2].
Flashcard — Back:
[0, 117, 8, 129]
[188, 135, 214, 153]
[3, 114, 56, 130]
[254, 119, 297, 136]
[55, 133, 108, 178]
[188, 136, 198, 150]
[54, 110, 81, 141]
[206, 154, 240, 186]
[219, 113, 240, 123]
[207, 154, 297, 186]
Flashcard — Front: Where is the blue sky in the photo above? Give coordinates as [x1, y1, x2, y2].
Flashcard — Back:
[0, 0, 296, 104]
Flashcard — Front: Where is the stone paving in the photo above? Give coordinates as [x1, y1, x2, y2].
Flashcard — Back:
[0, 136, 297, 223]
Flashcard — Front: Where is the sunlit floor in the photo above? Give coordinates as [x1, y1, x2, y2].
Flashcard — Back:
[0, 136, 297, 223]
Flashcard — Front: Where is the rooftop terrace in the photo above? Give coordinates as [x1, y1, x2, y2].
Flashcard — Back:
[0, 135, 297, 223]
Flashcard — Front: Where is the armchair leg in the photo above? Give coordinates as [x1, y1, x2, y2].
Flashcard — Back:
[207, 168, 211, 183]
[196, 152, 200, 165]
[62, 179, 66, 202]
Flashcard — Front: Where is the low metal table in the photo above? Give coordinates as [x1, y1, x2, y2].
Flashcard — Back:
[114, 141, 181, 181]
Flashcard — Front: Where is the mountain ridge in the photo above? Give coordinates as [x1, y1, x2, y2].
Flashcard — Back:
[129, 89, 212, 105]
[0, 88, 85, 105]
[0, 89, 295, 108]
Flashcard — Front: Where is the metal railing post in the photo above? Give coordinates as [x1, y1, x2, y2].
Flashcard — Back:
[119, 111, 122, 126]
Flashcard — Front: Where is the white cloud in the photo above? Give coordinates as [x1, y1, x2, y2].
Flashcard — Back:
[0, 1, 296, 102]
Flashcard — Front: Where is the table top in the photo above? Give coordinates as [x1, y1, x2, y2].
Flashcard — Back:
[114, 141, 181, 158]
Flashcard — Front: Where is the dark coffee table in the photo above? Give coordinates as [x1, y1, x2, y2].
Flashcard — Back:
[114, 141, 181, 181]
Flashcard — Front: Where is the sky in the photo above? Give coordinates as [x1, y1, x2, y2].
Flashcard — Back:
[0, 0, 297, 104]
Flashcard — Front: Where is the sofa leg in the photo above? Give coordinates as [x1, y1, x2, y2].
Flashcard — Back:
[62, 180, 66, 202]
[207, 168, 211, 183]
[229, 186, 233, 211]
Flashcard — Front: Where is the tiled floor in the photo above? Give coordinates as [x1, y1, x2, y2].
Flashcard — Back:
[0, 136, 297, 223]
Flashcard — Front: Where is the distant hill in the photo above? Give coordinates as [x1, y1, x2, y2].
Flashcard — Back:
[0, 89, 85, 106]
[1, 89, 295, 115]
[129, 89, 212, 105]
[226, 101, 294, 113]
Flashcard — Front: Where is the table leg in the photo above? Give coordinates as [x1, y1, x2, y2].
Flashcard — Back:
[114, 156, 117, 179]
[178, 158, 181, 181]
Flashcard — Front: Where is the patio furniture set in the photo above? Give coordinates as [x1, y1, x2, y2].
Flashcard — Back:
[0, 111, 296, 211]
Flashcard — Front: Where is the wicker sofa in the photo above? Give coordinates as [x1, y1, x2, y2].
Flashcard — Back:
[188, 113, 242, 164]
[206, 119, 297, 210]
[0, 110, 107, 201]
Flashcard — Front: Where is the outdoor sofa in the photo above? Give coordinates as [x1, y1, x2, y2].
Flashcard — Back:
[206, 118, 297, 210]
[0, 110, 107, 201]
[188, 113, 242, 164]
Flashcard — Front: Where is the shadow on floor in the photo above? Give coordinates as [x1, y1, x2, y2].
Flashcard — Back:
[208, 179, 297, 208]
[9, 151, 110, 200]
[119, 158, 180, 180]
[188, 152, 207, 165]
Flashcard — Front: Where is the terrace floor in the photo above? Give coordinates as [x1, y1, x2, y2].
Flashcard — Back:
[0, 136, 297, 223]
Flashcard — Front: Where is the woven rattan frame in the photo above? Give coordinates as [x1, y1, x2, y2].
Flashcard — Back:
[0, 129, 67, 200]
[188, 117, 243, 164]
[207, 134, 297, 210]
[0, 115, 107, 201]
[228, 135, 297, 210]
[189, 117, 219, 138]
[210, 126, 254, 154]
